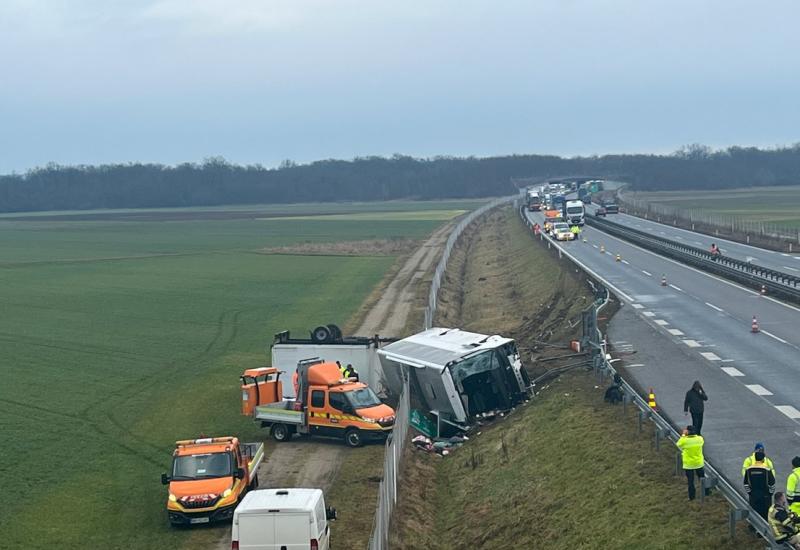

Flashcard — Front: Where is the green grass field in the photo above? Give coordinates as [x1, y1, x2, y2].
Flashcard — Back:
[0, 202, 467, 549]
[632, 186, 800, 229]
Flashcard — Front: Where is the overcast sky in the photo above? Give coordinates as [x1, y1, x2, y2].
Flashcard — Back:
[1, 0, 798, 173]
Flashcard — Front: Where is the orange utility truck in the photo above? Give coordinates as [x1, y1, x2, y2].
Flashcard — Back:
[161, 436, 264, 526]
[241, 360, 395, 447]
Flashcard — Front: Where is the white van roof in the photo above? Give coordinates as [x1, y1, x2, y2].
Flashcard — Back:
[236, 488, 322, 514]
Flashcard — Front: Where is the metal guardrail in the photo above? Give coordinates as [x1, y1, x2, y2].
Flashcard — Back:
[368, 193, 520, 550]
[586, 214, 800, 304]
[518, 205, 784, 548]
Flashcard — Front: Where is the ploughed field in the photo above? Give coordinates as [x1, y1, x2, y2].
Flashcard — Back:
[630, 185, 800, 229]
[0, 200, 473, 549]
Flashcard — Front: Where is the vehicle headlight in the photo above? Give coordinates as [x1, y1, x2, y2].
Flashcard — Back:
[169, 494, 177, 502]
[362, 417, 376, 423]
[223, 488, 233, 498]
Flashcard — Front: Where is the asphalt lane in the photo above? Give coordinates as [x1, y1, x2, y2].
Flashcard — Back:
[587, 205, 800, 271]
[524, 206, 800, 490]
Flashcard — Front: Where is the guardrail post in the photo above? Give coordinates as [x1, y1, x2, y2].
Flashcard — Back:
[675, 451, 682, 476]
[728, 508, 748, 539]
[638, 410, 645, 433]
[654, 426, 661, 451]
[622, 393, 628, 415]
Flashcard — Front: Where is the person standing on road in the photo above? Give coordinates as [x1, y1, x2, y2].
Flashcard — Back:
[744, 450, 776, 520]
[787, 457, 800, 515]
[683, 381, 708, 435]
[677, 425, 708, 500]
[769, 492, 800, 549]
[742, 442, 776, 478]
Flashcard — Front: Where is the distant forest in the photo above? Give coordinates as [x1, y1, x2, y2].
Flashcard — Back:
[1, 144, 799, 213]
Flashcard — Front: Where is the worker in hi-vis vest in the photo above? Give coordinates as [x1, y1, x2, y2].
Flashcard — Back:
[677, 424, 708, 500]
[787, 456, 800, 515]
[742, 442, 776, 477]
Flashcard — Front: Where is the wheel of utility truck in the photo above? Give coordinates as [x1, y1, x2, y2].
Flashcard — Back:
[344, 428, 362, 448]
[271, 423, 292, 442]
[312, 325, 333, 343]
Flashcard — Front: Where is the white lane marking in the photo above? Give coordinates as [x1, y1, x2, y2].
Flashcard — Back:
[641, 270, 652, 276]
[720, 359, 735, 363]
[626, 363, 646, 368]
[683, 339, 701, 347]
[654, 319, 669, 326]
[704, 302, 724, 312]
[669, 284, 683, 291]
[643, 311, 656, 317]
[721, 366, 745, 376]
[667, 328, 685, 336]
[592, 244, 598, 249]
[783, 266, 799, 272]
[675, 236, 683, 240]
[700, 352, 722, 361]
[761, 330, 789, 344]
[631, 303, 644, 309]
[746, 384, 773, 396]
[694, 241, 703, 246]
[782, 253, 791, 257]
[622, 259, 630, 265]
[776, 405, 800, 420]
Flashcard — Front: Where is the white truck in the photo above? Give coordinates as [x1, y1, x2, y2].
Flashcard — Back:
[565, 200, 585, 226]
[231, 488, 336, 550]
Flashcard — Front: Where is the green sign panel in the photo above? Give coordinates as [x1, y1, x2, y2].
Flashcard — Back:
[409, 409, 437, 438]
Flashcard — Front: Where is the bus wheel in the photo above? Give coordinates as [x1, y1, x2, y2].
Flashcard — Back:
[344, 429, 362, 448]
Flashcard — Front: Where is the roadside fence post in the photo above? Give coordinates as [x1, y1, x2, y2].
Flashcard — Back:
[675, 451, 681, 476]
[638, 410, 644, 433]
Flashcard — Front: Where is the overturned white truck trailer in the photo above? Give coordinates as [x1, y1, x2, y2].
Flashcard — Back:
[378, 328, 531, 426]
[270, 325, 393, 398]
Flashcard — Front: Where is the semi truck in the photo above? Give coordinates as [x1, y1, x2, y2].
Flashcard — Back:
[241, 360, 395, 447]
[526, 191, 542, 212]
[161, 436, 264, 526]
[564, 200, 585, 226]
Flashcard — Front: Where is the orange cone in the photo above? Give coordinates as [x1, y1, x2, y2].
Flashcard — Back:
[751, 316, 759, 333]
[648, 388, 657, 410]
[600, 244, 605, 253]
[616, 254, 622, 262]
[661, 274, 667, 287]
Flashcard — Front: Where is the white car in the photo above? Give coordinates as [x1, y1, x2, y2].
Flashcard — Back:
[552, 223, 575, 241]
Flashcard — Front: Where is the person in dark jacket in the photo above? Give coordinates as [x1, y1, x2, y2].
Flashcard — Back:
[744, 450, 776, 520]
[684, 380, 708, 435]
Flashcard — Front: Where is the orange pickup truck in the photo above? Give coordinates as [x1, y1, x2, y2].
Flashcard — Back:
[161, 436, 264, 526]
[241, 360, 395, 447]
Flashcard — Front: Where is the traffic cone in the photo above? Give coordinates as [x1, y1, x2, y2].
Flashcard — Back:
[761, 284, 767, 296]
[648, 388, 657, 411]
[600, 244, 605, 253]
[661, 274, 667, 287]
[751, 316, 759, 333]
[616, 254, 622, 262]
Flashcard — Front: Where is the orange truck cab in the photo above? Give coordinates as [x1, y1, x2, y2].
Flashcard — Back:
[161, 436, 264, 526]
[241, 359, 395, 447]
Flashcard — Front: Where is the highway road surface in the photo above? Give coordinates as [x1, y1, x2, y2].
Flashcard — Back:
[524, 205, 800, 494]
[585, 203, 800, 272]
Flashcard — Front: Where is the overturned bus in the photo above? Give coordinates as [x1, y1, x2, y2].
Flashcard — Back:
[377, 328, 531, 427]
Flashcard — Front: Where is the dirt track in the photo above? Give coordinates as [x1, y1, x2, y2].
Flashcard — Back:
[210, 221, 452, 549]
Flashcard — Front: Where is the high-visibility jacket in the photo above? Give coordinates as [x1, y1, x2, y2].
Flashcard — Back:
[676, 434, 704, 470]
[339, 364, 356, 379]
[787, 468, 800, 513]
[742, 453, 776, 477]
[769, 504, 799, 541]
[744, 462, 775, 495]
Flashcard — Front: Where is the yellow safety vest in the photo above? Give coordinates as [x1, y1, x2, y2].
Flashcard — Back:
[676, 434, 704, 469]
[769, 504, 798, 540]
[742, 453, 775, 477]
[788, 468, 800, 513]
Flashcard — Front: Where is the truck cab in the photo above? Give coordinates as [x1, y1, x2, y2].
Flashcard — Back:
[242, 360, 395, 447]
[161, 437, 264, 526]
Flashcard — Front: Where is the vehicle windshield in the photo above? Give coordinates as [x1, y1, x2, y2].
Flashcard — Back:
[566, 207, 583, 214]
[553, 223, 569, 230]
[346, 387, 382, 409]
[172, 453, 232, 480]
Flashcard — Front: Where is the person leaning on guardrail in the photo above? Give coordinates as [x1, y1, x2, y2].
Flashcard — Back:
[744, 450, 776, 521]
[677, 425, 709, 501]
[768, 492, 800, 549]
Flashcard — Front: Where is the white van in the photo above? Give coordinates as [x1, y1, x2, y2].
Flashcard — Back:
[231, 488, 336, 550]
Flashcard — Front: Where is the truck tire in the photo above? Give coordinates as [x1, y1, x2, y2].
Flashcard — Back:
[271, 423, 292, 442]
[312, 325, 332, 343]
[327, 324, 343, 341]
[344, 428, 362, 448]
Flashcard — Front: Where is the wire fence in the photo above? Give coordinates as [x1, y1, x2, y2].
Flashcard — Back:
[518, 205, 785, 548]
[368, 193, 520, 550]
[618, 189, 800, 253]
